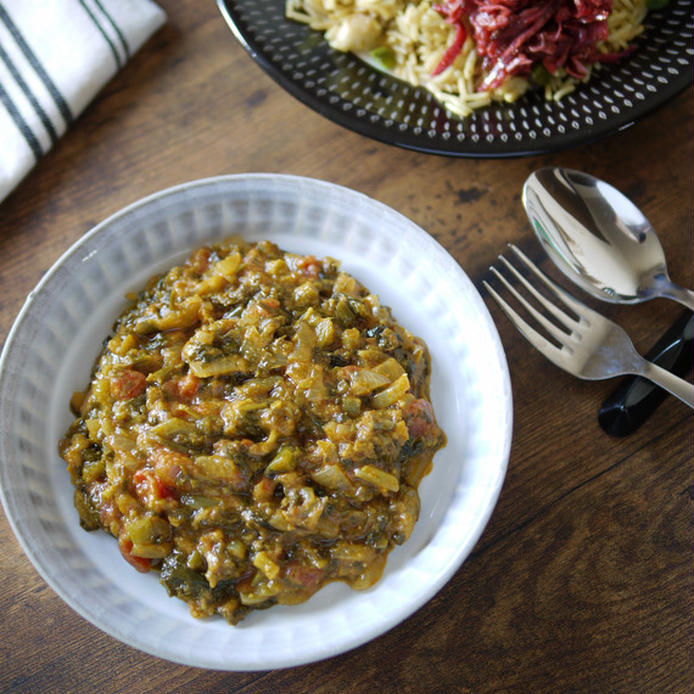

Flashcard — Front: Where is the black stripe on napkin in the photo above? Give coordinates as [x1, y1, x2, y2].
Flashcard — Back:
[0, 81, 42, 161]
[0, 2, 73, 127]
[78, 0, 123, 70]
[93, 0, 130, 60]
[0, 41, 58, 146]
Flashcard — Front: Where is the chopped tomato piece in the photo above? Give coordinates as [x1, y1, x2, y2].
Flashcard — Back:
[118, 536, 152, 573]
[163, 373, 200, 403]
[178, 373, 199, 401]
[133, 467, 175, 505]
[110, 369, 146, 400]
[148, 447, 191, 487]
[257, 296, 281, 316]
[403, 398, 435, 438]
[297, 255, 320, 278]
[284, 562, 324, 594]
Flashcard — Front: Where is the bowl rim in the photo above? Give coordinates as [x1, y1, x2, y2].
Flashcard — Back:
[0, 174, 513, 669]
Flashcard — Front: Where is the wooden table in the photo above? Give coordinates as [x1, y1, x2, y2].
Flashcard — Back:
[1, 3, 692, 692]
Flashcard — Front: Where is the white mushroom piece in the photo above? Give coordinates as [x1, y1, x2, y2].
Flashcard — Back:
[325, 13, 382, 53]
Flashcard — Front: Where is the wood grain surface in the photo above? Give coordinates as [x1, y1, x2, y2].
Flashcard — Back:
[0, 3, 692, 693]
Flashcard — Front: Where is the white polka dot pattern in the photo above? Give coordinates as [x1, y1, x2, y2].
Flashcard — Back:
[218, 0, 694, 156]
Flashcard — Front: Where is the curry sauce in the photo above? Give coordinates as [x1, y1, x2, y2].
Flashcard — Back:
[60, 238, 445, 624]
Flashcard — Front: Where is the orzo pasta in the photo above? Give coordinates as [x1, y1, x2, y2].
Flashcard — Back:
[286, 0, 649, 117]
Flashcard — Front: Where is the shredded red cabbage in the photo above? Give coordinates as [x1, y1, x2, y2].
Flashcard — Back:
[432, 0, 631, 89]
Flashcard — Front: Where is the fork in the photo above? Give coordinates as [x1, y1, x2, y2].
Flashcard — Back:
[483, 244, 694, 409]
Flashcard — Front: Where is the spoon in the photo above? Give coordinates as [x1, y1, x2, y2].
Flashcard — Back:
[522, 167, 694, 310]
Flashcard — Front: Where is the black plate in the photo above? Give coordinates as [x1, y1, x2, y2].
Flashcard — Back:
[218, 0, 694, 157]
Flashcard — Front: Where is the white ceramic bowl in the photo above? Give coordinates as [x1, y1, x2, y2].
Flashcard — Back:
[0, 175, 512, 670]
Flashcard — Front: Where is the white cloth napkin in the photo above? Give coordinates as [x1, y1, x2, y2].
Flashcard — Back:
[0, 0, 166, 202]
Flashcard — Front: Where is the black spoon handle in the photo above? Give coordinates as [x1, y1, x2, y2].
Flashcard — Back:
[598, 310, 694, 436]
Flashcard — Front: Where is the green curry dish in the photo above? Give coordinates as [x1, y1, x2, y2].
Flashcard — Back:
[59, 238, 446, 624]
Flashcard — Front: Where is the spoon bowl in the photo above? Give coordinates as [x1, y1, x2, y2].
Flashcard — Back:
[522, 167, 694, 310]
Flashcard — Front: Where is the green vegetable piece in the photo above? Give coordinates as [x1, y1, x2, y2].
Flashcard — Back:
[127, 516, 157, 544]
[335, 296, 356, 327]
[530, 64, 551, 86]
[371, 45, 396, 71]
[160, 551, 210, 600]
[186, 550, 206, 571]
[181, 494, 218, 509]
[646, 0, 669, 8]
[265, 445, 297, 475]
[342, 395, 361, 417]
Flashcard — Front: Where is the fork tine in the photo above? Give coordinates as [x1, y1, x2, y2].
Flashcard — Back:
[496, 251, 579, 334]
[482, 280, 573, 370]
[490, 262, 574, 349]
[508, 244, 595, 322]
